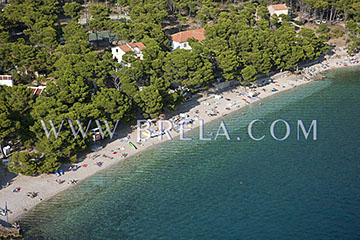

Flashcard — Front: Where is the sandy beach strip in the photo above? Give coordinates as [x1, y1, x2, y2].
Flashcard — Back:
[1, 50, 359, 223]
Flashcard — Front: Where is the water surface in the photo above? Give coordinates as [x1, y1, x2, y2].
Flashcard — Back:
[21, 67, 360, 240]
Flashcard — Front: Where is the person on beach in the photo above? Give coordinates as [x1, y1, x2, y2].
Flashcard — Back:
[12, 221, 20, 229]
[69, 179, 78, 184]
[27, 191, 37, 198]
[56, 179, 64, 184]
[0, 208, 6, 216]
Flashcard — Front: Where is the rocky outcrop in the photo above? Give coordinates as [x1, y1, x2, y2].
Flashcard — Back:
[0, 224, 22, 239]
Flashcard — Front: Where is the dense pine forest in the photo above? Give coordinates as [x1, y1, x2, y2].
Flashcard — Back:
[0, 0, 359, 175]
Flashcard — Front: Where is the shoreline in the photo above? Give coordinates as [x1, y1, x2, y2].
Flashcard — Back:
[1, 51, 360, 224]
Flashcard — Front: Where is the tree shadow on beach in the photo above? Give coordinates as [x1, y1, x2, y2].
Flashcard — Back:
[0, 165, 17, 191]
[0, 219, 12, 227]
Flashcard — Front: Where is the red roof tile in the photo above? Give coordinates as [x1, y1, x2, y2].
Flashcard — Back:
[119, 44, 132, 52]
[119, 42, 146, 52]
[135, 42, 146, 50]
[170, 28, 205, 43]
[0, 75, 12, 80]
[36, 89, 43, 96]
[28, 86, 46, 97]
[269, 4, 288, 11]
[128, 42, 146, 50]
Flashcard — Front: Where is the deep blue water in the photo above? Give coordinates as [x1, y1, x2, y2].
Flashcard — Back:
[20, 67, 360, 240]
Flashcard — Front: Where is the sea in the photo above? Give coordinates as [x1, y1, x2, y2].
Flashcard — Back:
[19, 67, 360, 240]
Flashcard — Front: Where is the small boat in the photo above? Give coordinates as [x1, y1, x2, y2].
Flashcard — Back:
[128, 142, 137, 150]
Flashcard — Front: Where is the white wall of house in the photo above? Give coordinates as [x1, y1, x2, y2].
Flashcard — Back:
[111, 46, 126, 63]
[111, 46, 144, 63]
[172, 41, 192, 50]
[274, 9, 289, 16]
[137, 53, 144, 60]
[0, 79, 14, 87]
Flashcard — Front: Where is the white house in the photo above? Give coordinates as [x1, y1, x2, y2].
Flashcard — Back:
[0, 75, 14, 87]
[111, 42, 146, 64]
[0, 75, 46, 96]
[170, 28, 205, 50]
[268, 4, 289, 17]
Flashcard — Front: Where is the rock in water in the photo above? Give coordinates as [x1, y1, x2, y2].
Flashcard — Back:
[0, 224, 22, 239]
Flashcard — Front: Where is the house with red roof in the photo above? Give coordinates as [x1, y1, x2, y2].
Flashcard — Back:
[268, 4, 289, 17]
[111, 42, 146, 64]
[0, 75, 46, 96]
[170, 28, 205, 50]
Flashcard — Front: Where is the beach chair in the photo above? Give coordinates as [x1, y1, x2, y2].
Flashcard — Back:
[59, 169, 64, 175]
[54, 170, 60, 177]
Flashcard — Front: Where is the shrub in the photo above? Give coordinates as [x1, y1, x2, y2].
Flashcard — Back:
[319, 33, 331, 42]
[332, 29, 344, 38]
[8, 152, 39, 176]
[293, 20, 304, 26]
[317, 23, 330, 34]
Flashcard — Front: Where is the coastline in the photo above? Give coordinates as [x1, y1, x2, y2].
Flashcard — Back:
[1, 51, 360, 224]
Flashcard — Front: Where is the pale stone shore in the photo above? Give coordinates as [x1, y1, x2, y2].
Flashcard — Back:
[1, 50, 359, 223]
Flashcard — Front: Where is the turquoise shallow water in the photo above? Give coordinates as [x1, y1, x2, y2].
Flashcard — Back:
[20, 67, 360, 240]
